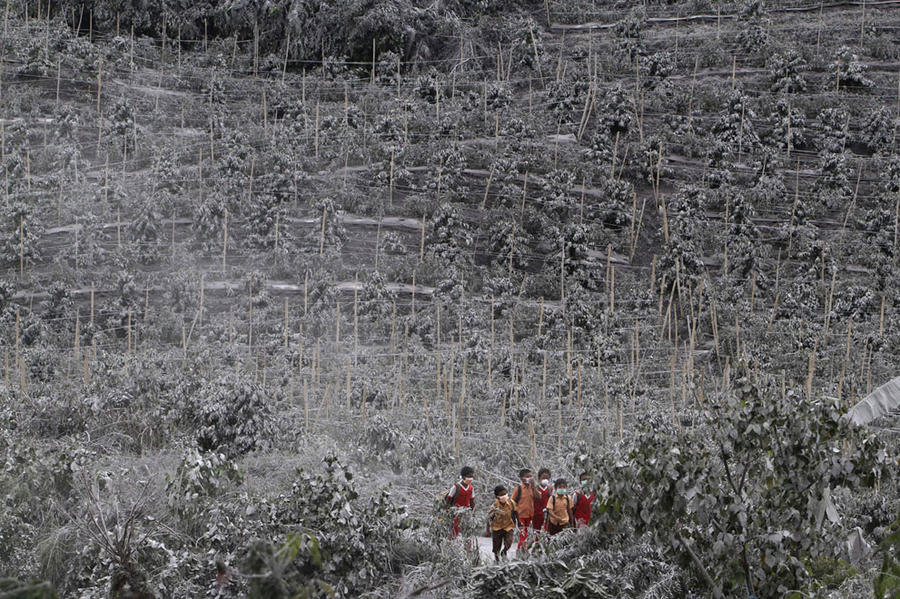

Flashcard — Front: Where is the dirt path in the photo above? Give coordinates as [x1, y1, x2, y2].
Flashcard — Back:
[475, 534, 520, 562]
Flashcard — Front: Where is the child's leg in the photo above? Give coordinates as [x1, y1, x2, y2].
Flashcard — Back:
[501, 529, 514, 556]
[491, 529, 503, 559]
[451, 517, 460, 538]
[517, 517, 532, 550]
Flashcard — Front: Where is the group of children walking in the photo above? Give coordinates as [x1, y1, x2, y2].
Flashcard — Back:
[445, 466, 595, 562]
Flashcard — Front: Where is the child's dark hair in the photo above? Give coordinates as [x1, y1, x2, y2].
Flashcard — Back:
[494, 485, 507, 496]
[579, 472, 589, 479]
[538, 468, 551, 478]
[518, 468, 532, 478]
[555, 478, 567, 487]
[460, 466, 475, 478]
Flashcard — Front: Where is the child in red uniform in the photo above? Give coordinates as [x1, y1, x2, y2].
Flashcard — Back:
[573, 472, 595, 528]
[512, 468, 538, 551]
[531, 468, 552, 533]
[446, 466, 475, 538]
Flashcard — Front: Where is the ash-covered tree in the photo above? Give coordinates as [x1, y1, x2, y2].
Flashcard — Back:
[307, 197, 346, 258]
[487, 219, 531, 272]
[555, 221, 599, 291]
[104, 96, 137, 157]
[359, 270, 398, 338]
[128, 190, 167, 264]
[767, 48, 808, 94]
[818, 107, 850, 154]
[724, 190, 762, 281]
[746, 149, 787, 210]
[858, 204, 896, 290]
[815, 151, 853, 211]
[192, 192, 228, 253]
[535, 169, 577, 222]
[427, 202, 472, 268]
[40, 281, 73, 327]
[593, 374, 888, 598]
[712, 90, 760, 156]
[612, 6, 646, 64]
[545, 78, 589, 125]
[195, 372, 274, 458]
[247, 455, 413, 598]
[768, 98, 807, 152]
[1, 202, 42, 270]
[639, 50, 675, 92]
[735, 0, 771, 56]
[831, 45, 875, 91]
[860, 106, 896, 155]
[658, 186, 708, 290]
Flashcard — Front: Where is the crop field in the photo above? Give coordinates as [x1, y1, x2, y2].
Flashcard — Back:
[1, 0, 900, 597]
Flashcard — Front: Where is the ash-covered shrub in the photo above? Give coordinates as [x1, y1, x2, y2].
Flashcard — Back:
[768, 49, 808, 93]
[472, 536, 682, 599]
[195, 372, 274, 457]
[247, 455, 417, 597]
[832, 46, 875, 91]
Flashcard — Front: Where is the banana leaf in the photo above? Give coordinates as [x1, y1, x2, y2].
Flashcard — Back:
[845, 376, 900, 426]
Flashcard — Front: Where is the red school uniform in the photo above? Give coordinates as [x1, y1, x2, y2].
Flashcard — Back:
[447, 481, 474, 537]
[573, 491, 595, 527]
[532, 485, 552, 530]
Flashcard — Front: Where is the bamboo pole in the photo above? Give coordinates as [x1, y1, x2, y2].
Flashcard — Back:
[419, 214, 426, 262]
[353, 273, 359, 366]
[314, 102, 319, 158]
[436, 302, 443, 401]
[315, 339, 321, 385]
[345, 357, 353, 410]
[488, 297, 494, 395]
[335, 301, 340, 343]
[541, 350, 547, 406]
[14, 308, 19, 387]
[411, 272, 416, 321]
[319, 206, 327, 256]
[806, 344, 817, 402]
[19, 215, 24, 279]
[538, 298, 545, 338]
[402, 323, 409, 415]
[222, 209, 228, 273]
[283, 298, 290, 348]
[838, 318, 853, 408]
[304, 273, 309, 317]
[480, 165, 496, 211]
[557, 386, 562, 452]
[389, 150, 395, 208]
[282, 32, 291, 85]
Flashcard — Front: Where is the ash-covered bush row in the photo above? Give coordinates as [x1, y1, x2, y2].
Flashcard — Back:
[56, 0, 540, 66]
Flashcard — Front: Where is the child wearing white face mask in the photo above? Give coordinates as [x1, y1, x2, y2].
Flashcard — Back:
[545, 478, 574, 535]
[445, 466, 475, 538]
[488, 485, 518, 561]
[532, 468, 552, 532]
[512, 468, 538, 552]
